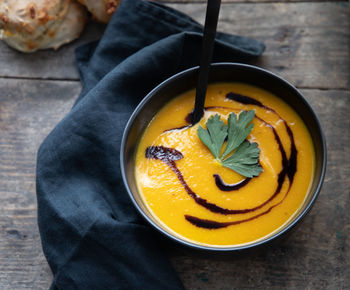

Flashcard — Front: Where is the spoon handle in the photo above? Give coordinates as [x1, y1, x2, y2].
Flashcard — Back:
[192, 0, 222, 124]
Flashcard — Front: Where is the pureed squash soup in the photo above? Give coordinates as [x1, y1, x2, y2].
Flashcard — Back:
[135, 82, 315, 247]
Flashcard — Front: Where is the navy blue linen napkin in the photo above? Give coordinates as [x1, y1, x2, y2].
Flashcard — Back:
[36, 0, 265, 289]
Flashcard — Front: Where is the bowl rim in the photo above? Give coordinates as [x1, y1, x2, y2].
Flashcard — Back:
[120, 62, 327, 252]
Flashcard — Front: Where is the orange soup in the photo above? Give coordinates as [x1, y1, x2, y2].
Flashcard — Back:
[135, 83, 315, 247]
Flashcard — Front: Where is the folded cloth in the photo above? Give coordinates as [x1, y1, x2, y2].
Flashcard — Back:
[36, 0, 265, 289]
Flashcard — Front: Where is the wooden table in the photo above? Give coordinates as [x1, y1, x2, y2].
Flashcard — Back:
[0, 1, 349, 289]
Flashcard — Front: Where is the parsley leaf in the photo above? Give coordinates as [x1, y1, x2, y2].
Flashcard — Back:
[222, 141, 263, 178]
[197, 111, 263, 178]
[221, 110, 254, 159]
[197, 114, 227, 159]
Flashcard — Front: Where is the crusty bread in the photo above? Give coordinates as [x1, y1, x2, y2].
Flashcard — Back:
[78, 0, 120, 23]
[0, 0, 88, 52]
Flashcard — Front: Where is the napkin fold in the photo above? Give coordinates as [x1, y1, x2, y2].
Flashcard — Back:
[36, 0, 265, 288]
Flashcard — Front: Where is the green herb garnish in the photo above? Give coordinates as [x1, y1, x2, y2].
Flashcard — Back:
[197, 110, 263, 178]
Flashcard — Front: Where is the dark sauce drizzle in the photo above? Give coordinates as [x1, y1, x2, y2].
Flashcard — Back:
[226, 92, 297, 184]
[146, 146, 255, 215]
[148, 92, 298, 229]
[285, 125, 297, 183]
[185, 111, 194, 124]
[146, 144, 285, 216]
[226, 92, 264, 107]
[226, 92, 278, 116]
[185, 195, 284, 229]
[164, 125, 191, 133]
[185, 204, 274, 229]
[213, 174, 251, 191]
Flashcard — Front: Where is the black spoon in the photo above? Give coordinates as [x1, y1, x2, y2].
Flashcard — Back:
[192, 0, 222, 125]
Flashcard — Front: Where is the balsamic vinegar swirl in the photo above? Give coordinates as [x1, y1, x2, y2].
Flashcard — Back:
[145, 92, 298, 229]
[213, 174, 251, 191]
[226, 92, 297, 184]
[146, 146, 254, 215]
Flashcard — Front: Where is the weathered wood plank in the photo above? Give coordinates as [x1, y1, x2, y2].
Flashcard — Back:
[0, 2, 348, 90]
[0, 80, 80, 289]
[0, 79, 349, 289]
[167, 2, 350, 90]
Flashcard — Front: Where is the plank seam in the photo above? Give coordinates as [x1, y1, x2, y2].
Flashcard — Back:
[0, 76, 80, 82]
[297, 87, 350, 92]
[158, 0, 348, 3]
[0, 76, 349, 91]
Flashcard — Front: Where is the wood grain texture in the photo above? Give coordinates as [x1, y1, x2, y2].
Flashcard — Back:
[0, 2, 348, 90]
[0, 79, 80, 289]
[0, 80, 349, 289]
[167, 2, 350, 90]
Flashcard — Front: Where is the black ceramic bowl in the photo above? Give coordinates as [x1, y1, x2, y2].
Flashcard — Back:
[121, 63, 326, 252]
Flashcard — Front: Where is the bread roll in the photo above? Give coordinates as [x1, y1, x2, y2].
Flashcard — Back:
[0, 0, 88, 52]
[78, 0, 120, 23]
